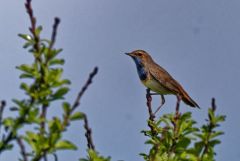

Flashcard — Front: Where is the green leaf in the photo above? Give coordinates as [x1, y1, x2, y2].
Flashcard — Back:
[49, 118, 62, 133]
[49, 59, 65, 66]
[24, 131, 40, 152]
[23, 41, 34, 49]
[209, 139, 221, 146]
[70, 112, 85, 121]
[35, 26, 43, 36]
[51, 49, 63, 58]
[16, 64, 33, 74]
[3, 117, 15, 128]
[215, 115, 226, 123]
[55, 140, 77, 150]
[20, 83, 29, 92]
[19, 73, 34, 79]
[210, 131, 224, 139]
[27, 108, 39, 123]
[62, 102, 71, 114]
[49, 133, 61, 147]
[87, 149, 111, 161]
[176, 137, 191, 150]
[51, 87, 69, 100]
[18, 34, 32, 41]
[0, 142, 13, 151]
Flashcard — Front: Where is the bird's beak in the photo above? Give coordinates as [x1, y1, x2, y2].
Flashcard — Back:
[125, 52, 133, 57]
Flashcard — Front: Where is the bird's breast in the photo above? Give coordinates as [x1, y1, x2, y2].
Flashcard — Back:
[142, 78, 172, 95]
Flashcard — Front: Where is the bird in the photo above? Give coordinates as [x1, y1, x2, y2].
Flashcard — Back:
[125, 50, 199, 113]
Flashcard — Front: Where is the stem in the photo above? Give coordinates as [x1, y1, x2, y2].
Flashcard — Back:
[61, 67, 98, 151]
[0, 132, 15, 153]
[168, 98, 181, 156]
[83, 113, 95, 150]
[62, 67, 98, 129]
[0, 104, 31, 153]
[201, 98, 216, 159]
[25, 0, 40, 54]
[146, 89, 158, 136]
[71, 67, 98, 112]
[17, 137, 28, 161]
[46, 17, 60, 63]
[146, 88, 155, 121]
[53, 153, 58, 161]
[0, 100, 6, 133]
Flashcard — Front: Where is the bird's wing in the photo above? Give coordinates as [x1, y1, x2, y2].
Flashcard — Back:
[148, 63, 200, 108]
[148, 63, 182, 94]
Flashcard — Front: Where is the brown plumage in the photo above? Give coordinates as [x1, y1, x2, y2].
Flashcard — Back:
[126, 50, 199, 108]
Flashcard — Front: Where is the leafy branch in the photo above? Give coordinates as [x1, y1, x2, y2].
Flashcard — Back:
[141, 95, 225, 161]
[0, 0, 109, 161]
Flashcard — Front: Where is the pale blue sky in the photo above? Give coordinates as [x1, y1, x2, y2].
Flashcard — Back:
[1, 0, 240, 161]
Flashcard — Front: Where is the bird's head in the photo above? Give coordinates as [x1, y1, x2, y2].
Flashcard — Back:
[125, 50, 152, 66]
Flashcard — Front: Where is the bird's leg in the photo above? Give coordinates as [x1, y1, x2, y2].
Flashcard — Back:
[175, 94, 182, 117]
[154, 95, 165, 115]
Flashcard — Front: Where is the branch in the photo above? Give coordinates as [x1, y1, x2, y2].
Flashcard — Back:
[146, 89, 155, 121]
[71, 67, 98, 150]
[201, 98, 216, 158]
[0, 133, 15, 153]
[25, 0, 40, 53]
[61, 67, 98, 150]
[47, 17, 60, 57]
[71, 67, 98, 112]
[53, 153, 58, 161]
[17, 137, 28, 161]
[146, 89, 158, 136]
[40, 17, 61, 137]
[0, 100, 6, 132]
[169, 96, 182, 154]
[83, 113, 95, 150]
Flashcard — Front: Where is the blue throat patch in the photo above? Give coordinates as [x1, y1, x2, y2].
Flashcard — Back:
[132, 57, 147, 80]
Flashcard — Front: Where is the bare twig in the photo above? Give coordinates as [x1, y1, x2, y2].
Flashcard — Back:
[0, 100, 6, 132]
[83, 113, 95, 150]
[62, 67, 98, 127]
[71, 67, 98, 150]
[17, 137, 28, 161]
[47, 17, 60, 57]
[25, 0, 40, 53]
[71, 67, 98, 112]
[211, 97, 216, 112]
[53, 153, 58, 161]
[62, 67, 98, 150]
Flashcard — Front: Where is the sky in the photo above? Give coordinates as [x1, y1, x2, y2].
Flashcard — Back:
[1, 0, 240, 161]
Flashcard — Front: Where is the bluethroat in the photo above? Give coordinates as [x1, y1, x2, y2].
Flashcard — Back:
[126, 50, 199, 113]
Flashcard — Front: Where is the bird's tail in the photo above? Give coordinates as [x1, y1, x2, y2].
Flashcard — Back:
[178, 86, 200, 108]
[182, 92, 200, 108]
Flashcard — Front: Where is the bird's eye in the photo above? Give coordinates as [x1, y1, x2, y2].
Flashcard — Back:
[137, 53, 142, 57]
